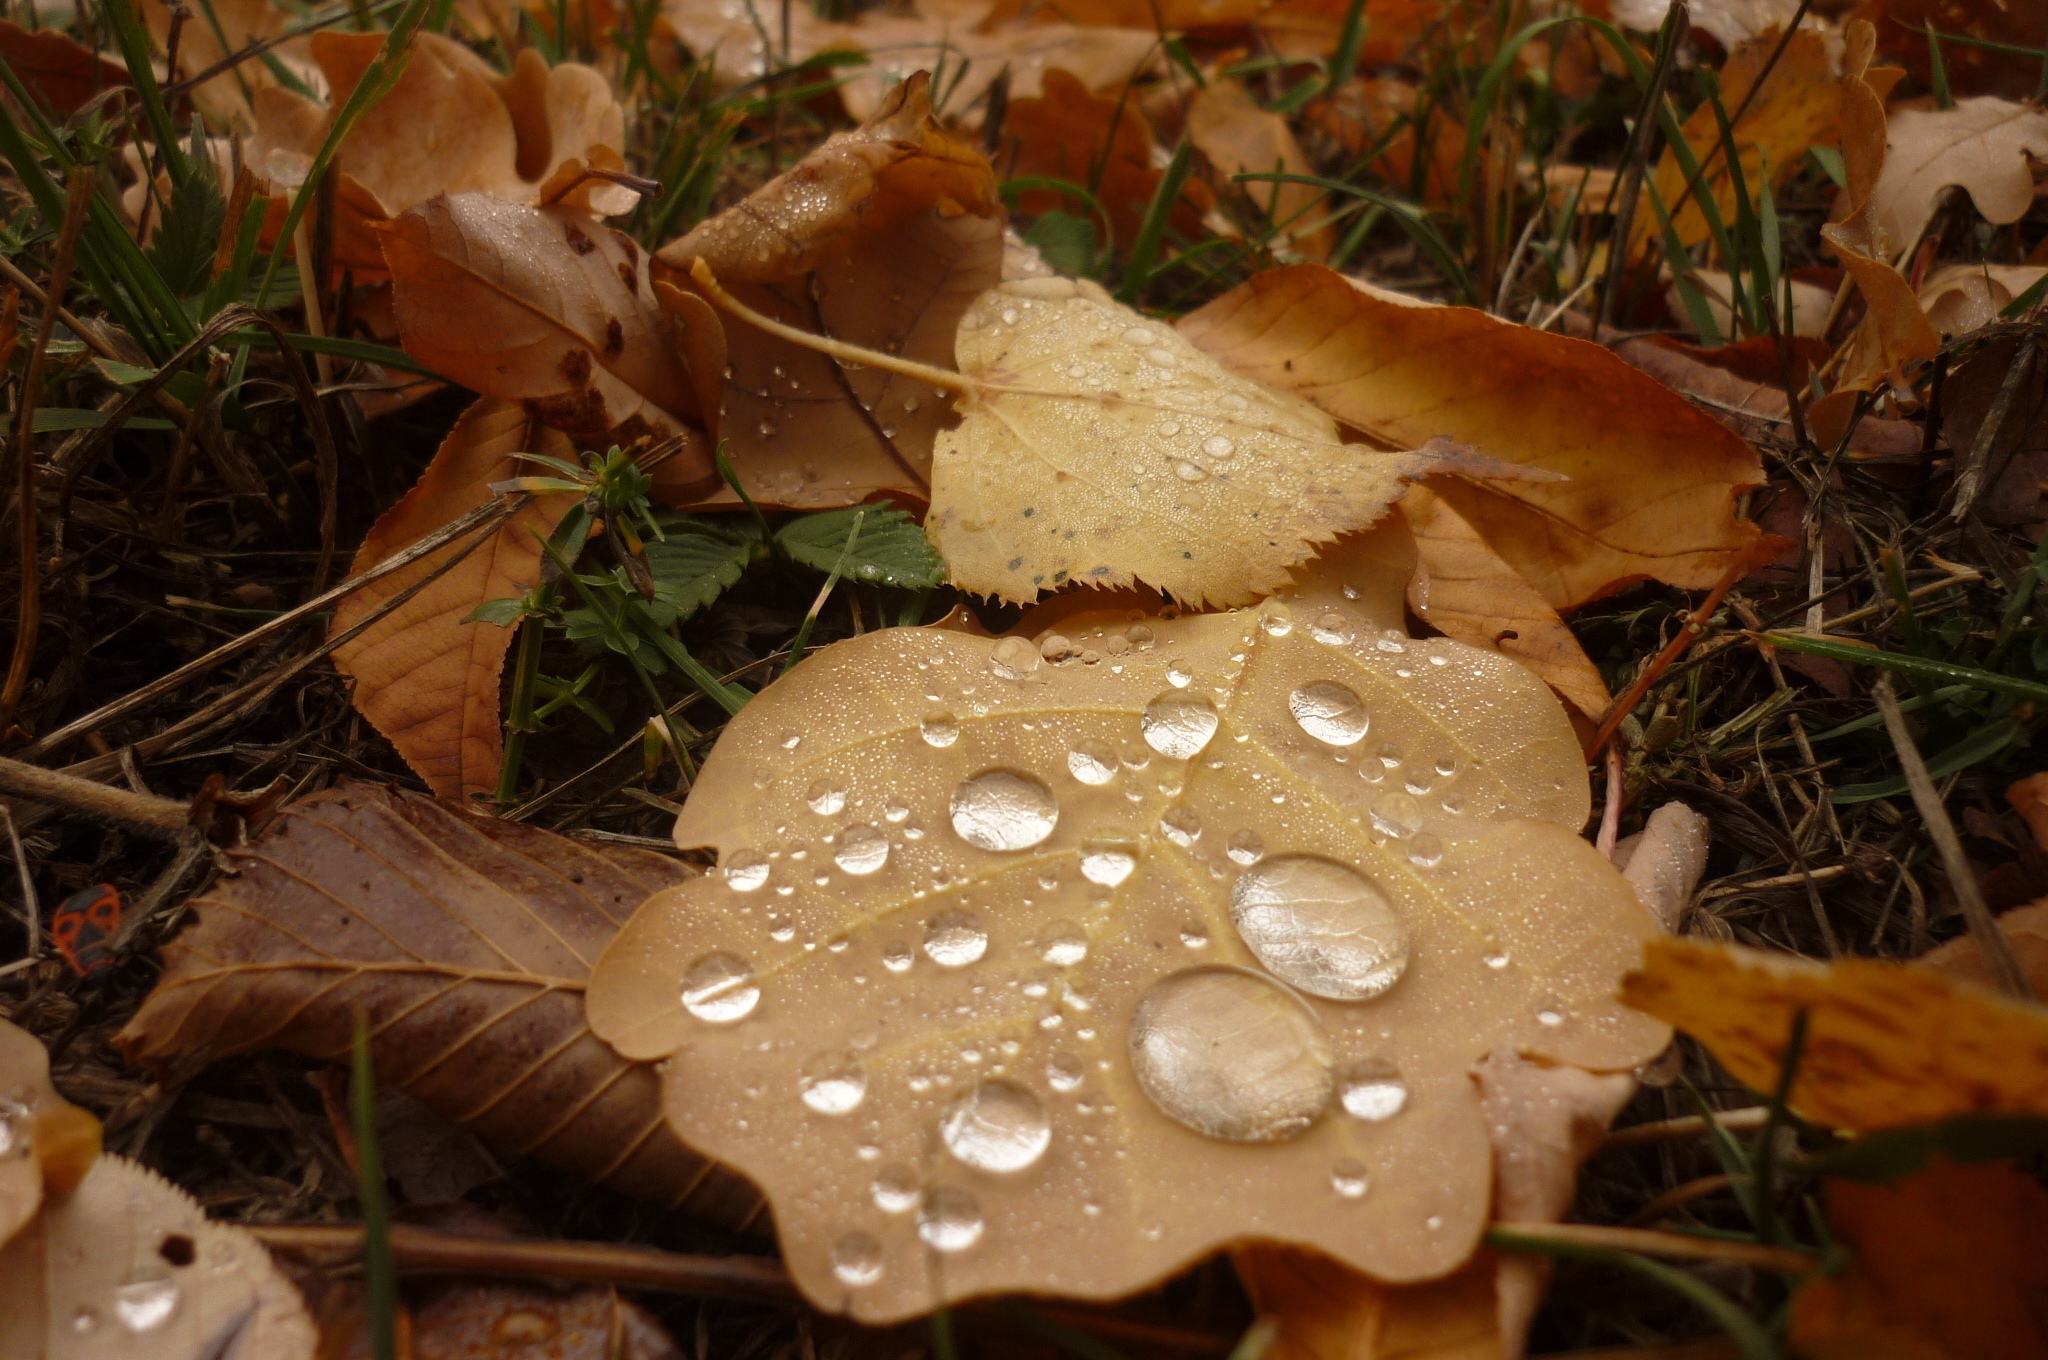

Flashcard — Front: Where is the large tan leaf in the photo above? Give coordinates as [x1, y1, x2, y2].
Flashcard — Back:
[328, 399, 577, 801]
[1233, 1247, 1500, 1360]
[119, 782, 763, 1226]
[654, 73, 1003, 508]
[1869, 98, 2048, 253]
[1178, 264, 1773, 611]
[586, 594, 1668, 1321]
[379, 193, 716, 471]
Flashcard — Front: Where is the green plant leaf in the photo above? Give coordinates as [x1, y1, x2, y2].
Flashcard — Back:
[775, 505, 945, 588]
[1801, 1115, 2048, 1182]
[644, 522, 756, 618]
[144, 169, 227, 298]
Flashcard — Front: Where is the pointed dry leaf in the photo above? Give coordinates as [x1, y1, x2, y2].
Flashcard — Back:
[119, 782, 762, 1225]
[586, 594, 1667, 1321]
[1869, 98, 2048, 253]
[1620, 936, 2048, 1131]
[1397, 485, 1610, 720]
[1918, 262, 2048, 338]
[1179, 264, 1775, 611]
[0, 1152, 316, 1360]
[655, 73, 1003, 508]
[1186, 80, 1332, 261]
[1, 1018, 101, 1252]
[379, 193, 715, 468]
[1232, 1246, 1501, 1360]
[328, 399, 578, 801]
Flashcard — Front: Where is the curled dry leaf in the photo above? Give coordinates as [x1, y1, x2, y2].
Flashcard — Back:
[1620, 936, 2048, 1131]
[1, 1018, 102, 1252]
[1869, 98, 2048, 253]
[587, 594, 1667, 1321]
[380, 192, 717, 468]
[119, 782, 762, 1226]
[0, 1151, 316, 1359]
[141, 0, 311, 128]
[2009, 773, 2048, 855]
[1186, 80, 1332, 261]
[328, 399, 578, 801]
[1918, 262, 2048, 338]
[1613, 802, 1711, 932]
[1179, 264, 1775, 611]
[654, 73, 1003, 508]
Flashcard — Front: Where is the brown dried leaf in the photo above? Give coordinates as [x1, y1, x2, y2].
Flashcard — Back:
[1, 1018, 101, 1252]
[1232, 1246, 1501, 1360]
[587, 594, 1667, 1321]
[1306, 80, 1462, 207]
[379, 193, 716, 468]
[319, 1278, 683, 1359]
[1178, 264, 1774, 611]
[1918, 262, 2048, 339]
[328, 400, 578, 801]
[1932, 332, 2048, 525]
[1186, 80, 1332, 261]
[142, 0, 308, 128]
[0, 20, 128, 119]
[1918, 898, 2048, 1001]
[654, 74, 1003, 508]
[1852, 0, 2048, 101]
[119, 781, 762, 1225]
[1870, 98, 2048, 259]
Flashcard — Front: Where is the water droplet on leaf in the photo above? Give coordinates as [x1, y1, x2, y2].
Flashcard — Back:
[1339, 1060, 1409, 1121]
[940, 1080, 1052, 1172]
[918, 1186, 985, 1251]
[1129, 967, 1335, 1142]
[924, 909, 989, 966]
[950, 770, 1059, 850]
[1289, 681, 1370, 746]
[832, 1232, 884, 1286]
[681, 952, 760, 1023]
[1142, 692, 1219, 759]
[1229, 856, 1410, 1000]
[799, 1052, 868, 1114]
[835, 825, 890, 875]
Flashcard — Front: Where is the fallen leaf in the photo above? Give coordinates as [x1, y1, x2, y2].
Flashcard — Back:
[1613, 0, 1805, 50]
[1667, 270, 1838, 342]
[0, 1151, 316, 1359]
[587, 595, 1668, 1320]
[1918, 262, 2048, 338]
[1186, 80, 1332, 260]
[379, 192, 718, 466]
[1853, 0, 2048, 102]
[119, 780, 764, 1226]
[318, 1277, 683, 1359]
[0, 19, 129, 118]
[328, 399, 579, 801]
[1307, 79, 1463, 207]
[1919, 898, 2048, 1004]
[1789, 1156, 2048, 1360]
[1232, 1246, 1501, 1360]
[1178, 264, 1775, 611]
[1002, 68, 1213, 253]
[1, 1018, 102, 1252]
[1868, 98, 2048, 257]
[141, 0, 313, 129]
[1935, 331, 2048, 525]
[1614, 802, 1711, 932]
[2010, 773, 2048, 855]
[1619, 935, 2048, 1131]
[654, 73, 1003, 509]
[1398, 485, 1611, 720]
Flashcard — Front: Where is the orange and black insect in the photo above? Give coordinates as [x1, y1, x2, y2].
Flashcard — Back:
[51, 884, 121, 977]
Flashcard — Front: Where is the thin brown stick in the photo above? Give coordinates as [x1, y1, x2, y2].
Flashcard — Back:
[0, 752, 193, 839]
[0, 253, 190, 428]
[1950, 332, 2037, 522]
[1871, 674, 2034, 1000]
[1601, 1106, 1768, 1151]
[0, 170, 95, 734]
[1624, 1173, 1743, 1228]
[1488, 1220, 1817, 1275]
[1585, 554, 1750, 759]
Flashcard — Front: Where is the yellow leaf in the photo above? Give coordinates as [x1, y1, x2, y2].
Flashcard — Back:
[587, 595, 1667, 1320]
[1179, 264, 1775, 611]
[1620, 936, 2048, 1131]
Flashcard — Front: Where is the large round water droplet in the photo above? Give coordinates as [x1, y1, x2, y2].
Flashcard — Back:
[940, 1080, 1052, 1172]
[806, 780, 846, 815]
[1068, 739, 1118, 785]
[1142, 691, 1220, 759]
[723, 849, 770, 892]
[924, 909, 988, 966]
[918, 1186, 984, 1251]
[873, 1165, 919, 1212]
[1041, 924, 1088, 966]
[1309, 612, 1353, 646]
[831, 1232, 883, 1286]
[950, 770, 1059, 851]
[1289, 681, 1370, 747]
[799, 1052, 868, 1114]
[921, 713, 960, 747]
[835, 824, 890, 875]
[1339, 1060, 1410, 1121]
[112, 1278, 179, 1332]
[1130, 967, 1333, 1141]
[1229, 856, 1410, 1000]
[990, 636, 1041, 680]
[681, 952, 760, 1023]
[1079, 838, 1138, 887]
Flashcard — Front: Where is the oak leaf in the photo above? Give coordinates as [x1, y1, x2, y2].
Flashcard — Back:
[1869, 97, 2048, 256]
[654, 73, 1003, 509]
[586, 594, 1667, 1321]
[1619, 936, 2048, 1131]
[1918, 262, 2048, 338]
[1178, 264, 1774, 611]
[328, 399, 579, 801]
[118, 781, 763, 1226]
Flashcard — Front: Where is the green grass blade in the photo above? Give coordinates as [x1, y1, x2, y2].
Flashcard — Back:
[350, 1016, 398, 1360]
[1762, 631, 2048, 704]
[1115, 140, 1196, 304]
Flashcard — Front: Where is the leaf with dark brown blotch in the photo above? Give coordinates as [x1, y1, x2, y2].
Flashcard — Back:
[118, 782, 764, 1227]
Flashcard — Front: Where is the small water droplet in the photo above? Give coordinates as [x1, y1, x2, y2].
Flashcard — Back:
[884, 802, 910, 823]
[1000, 308, 1019, 325]
[835, 824, 890, 875]
[921, 713, 960, 747]
[1226, 829, 1266, 866]
[1126, 624, 1155, 648]
[872, 1165, 919, 1212]
[723, 849, 770, 892]
[1289, 681, 1370, 746]
[1156, 419, 1183, 437]
[990, 636, 1041, 680]
[491, 1310, 558, 1344]
[1339, 1060, 1410, 1121]
[1159, 804, 1201, 847]
[1535, 998, 1566, 1027]
[1146, 346, 1178, 368]
[1142, 691, 1218, 759]
[1129, 967, 1334, 1142]
[882, 941, 914, 973]
[1407, 833, 1444, 869]
[1482, 939, 1511, 969]
[0, 1099, 28, 1157]
[1079, 837, 1138, 887]
[918, 1186, 984, 1251]
[1122, 325, 1153, 345]
[1442, 791, 1467, 814]
[1047, 1053, 1084, 1091]
[1172, 459, 1207, 482]
[1040, 634, 1077, 664]
[941, 1080, 1051, 1172]
[1309, 612, 1352, 645]
[1260, 610, 1294, 638]
[681, 952, 760, 1022]
[1042, 925, 1088, 966]
[1426, 1214, 1444, 1230]
[1370, 792, 1426, 839]
[799, 1052, 868, 1114]
[1435, 754, 1460, 778]
[806, 779, 847, 815]
[924, 909, 989, 967]
[1229, 856, 1410, 1000]
[72, 1306, 99, 1334]
[113, 1278, 179, 1332]
[1331, 1159, 1369, 1198]
[780, 730, 803, 750]
[1202, 435, 1235, 460]
[951, 770, 1059, 850]
[1180, 924, 1209, 948]
[832, 1232, 883, 1286]
[1068, 739, 1118, 785]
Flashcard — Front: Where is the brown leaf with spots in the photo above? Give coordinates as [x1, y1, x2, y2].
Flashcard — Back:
[119, 781, 763, 1225]
[328, 400, 578, 801]
[1179, 264, 1776, 612]
[654, 72, 1003, 509]
[587, 591, 1666, 1320]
